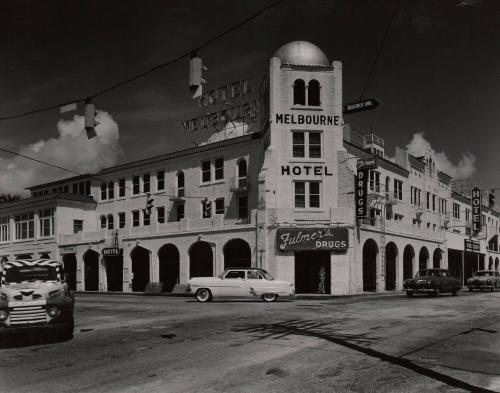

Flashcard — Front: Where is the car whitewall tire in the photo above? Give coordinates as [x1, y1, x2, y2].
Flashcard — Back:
[195, 288, 212, 302]
[262, 294, 278, 302]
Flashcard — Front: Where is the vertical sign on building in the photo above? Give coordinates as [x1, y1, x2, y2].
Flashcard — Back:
[471, 187, 482, 234]
[355, 157, 377, 218]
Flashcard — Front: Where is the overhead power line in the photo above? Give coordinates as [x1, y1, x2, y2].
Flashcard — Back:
[359, 0, 400, 101]
[0, 0, 287, 121]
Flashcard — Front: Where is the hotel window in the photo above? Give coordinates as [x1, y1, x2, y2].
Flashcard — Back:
[237, 159, 248, 188]
[100, 215, 107, 229]
[465, 208, 470, 222]
[157, 206, 165, 224]
[0, 217, 10, 243]
[309, 132, 321, 158]
[73, 219, 83, 234]
[393, 179, 403, 200]
[426, 192, 430, 209]
[157, 170, 165, 191]
[143, 173, 150, 194]
[107, 214, 114, 230]
[453, 203, 460, 219]
[108, 182, 114, 200]
[15, 213, 34, 240]
[201, 160, 211, 183]
[368, 171, 380, 192]
[292, 131, 322, 159]
[100, 183, 107, 200]
[432, 194, 436, 211]
[132, 210, 140, 227]
[133, 176, 140, 195]
[39, 209, 54, 237]
[293, 79, 306, 105]
[238, 195, 248, 219]
[143, 211, 150, 226]
[118, 178, 126, 197]
[177, 171, 185, 197]
[214, 158, 224, 181]
[215, 198, 225, 215]
[307, 79, 321, 106]
[118, 212, 125, 228]
[292, 132, 305, 158]
[176, 203, 185, 221]
[294, 181, 321, 208]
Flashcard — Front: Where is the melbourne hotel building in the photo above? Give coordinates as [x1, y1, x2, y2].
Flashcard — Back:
[1, 41, 499, 295]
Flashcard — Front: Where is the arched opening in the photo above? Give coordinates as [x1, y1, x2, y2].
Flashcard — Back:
[223, 239, 251, 269]
[62, 253, 77, 290]
[419, 247, 429, 271]
[189, 241, 213, 278]
[385, 242, 398, 291]
[83, 249, 99, 291]
[403, 245, 415, 280]
[104, 253, 123, 292]
[307, 79, 320, 106]
[489, 256, 494, 270]
[107, 214, 114, 230]
[496, 257, 499, 272]
[159, 244, 180, 293]
[100, 215, 107, 229]
[433, 249, 443, 268]
[131, 246, 150, 292]
[363, 239, 378, 292]
[293, 79, 306, 105]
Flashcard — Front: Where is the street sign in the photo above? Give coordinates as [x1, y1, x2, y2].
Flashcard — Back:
[356, 157, 378, 171]
[464, 239, 480, 253]
[471, 187, 482, 233]
[343, 98, 380, 115]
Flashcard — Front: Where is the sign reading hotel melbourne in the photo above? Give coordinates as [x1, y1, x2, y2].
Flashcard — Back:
[277, 227, 348, 252]
[275, 113, 341, 126]
[102, 247, 123, 257]
[471, 187, 482, 233]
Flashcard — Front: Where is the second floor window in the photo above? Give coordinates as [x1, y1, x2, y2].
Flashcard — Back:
[393, 179, 403, 200]
[100, 183, 107, 200]
[238, 195, 248, 219]
[119, 178, 126, 197]
[39, 209, 54, 237]
[118, 212, 126, 228]
[176, 203, 185, 221]
[201, 160, 211, 183]
[369, 171, 380, 192]
[100, 215, 107, 229]
[15, 213, 34, 240]
[214, 158, 224, 180]
[73, 219, 83, 234]
[108, 182, 114, 200]
[295, 181, 321, 208]
[143, 173, 150, 193]
[133, 176, 140, 195]
[157, 207, 165, 224]
[107, 214, 114, 230]
[453, 203, 460, 219]
[157, 170, 165, 191]
[132, 210, 140, 227]
[215, 198, 225, 215]
[177, 172, 185, 197]
[292, 132, 322, 159]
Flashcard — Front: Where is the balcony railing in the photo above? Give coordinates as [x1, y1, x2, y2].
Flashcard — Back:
[229, 177, 249, 193]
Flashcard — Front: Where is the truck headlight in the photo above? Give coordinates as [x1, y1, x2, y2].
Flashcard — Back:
[47, 307, 59, 318]
[0, 309, 9, 322]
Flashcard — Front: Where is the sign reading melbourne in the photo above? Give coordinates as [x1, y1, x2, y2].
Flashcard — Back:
[102, 247, 123, 257]
[471, 187, 482, 233]
[277, 227, 348, 252]
[275, 113, 341, 126]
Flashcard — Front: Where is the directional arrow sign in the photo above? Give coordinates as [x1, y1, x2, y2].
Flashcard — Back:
[342, 99, 380, 115]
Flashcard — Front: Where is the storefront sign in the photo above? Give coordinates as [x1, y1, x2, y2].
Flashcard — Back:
[275, 113, 341, 126]
[355, 166, 368, 218]
[102, 247, 123, 257]
[464, 239, 480, 253]
[277, 227, 348, 252]
[60, 247, 77, 255]
[281, 165, 333, 176]
[471, 187, 482, 233]
[356, 157, 377, 171]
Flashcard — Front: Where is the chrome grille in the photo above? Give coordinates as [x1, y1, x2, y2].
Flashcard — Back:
[10, 305, 47, 326]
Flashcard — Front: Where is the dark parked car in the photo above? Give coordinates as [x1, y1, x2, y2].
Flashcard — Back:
[403, 268, 461, 297]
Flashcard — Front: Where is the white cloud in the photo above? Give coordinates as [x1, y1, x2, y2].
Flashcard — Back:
[406, 132, 476, 180]
[0, 111, 123, 196]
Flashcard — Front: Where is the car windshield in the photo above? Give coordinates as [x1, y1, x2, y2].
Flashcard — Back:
[476, 271, 493, 276]
[3, 266, 59, 284]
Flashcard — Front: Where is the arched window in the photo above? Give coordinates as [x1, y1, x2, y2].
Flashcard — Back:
[238, 159, 247, 179]
[100, 215, 107, 229]
[100, 183, 107, 200]
[293, 79, 306, 105]
[108, 182, 114, 199]
[308, 79, 320, 106]
[107, 214, 114, 230]
[177, 171, 185, 197]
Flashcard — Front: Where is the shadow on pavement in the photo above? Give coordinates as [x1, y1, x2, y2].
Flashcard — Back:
[0, 332, 72, 349]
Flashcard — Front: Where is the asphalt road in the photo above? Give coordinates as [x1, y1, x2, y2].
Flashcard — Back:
[1, 291, 500, 393]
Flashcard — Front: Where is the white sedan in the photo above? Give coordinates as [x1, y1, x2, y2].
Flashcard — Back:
[187, 268, 295, 302]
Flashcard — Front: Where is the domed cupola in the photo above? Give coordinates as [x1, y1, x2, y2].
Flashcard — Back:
[273, 41, 330, 67]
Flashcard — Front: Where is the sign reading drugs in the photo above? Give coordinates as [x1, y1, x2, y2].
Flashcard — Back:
[355, 160, 370, 218]
[471, 187, 482, 233]
[277, 227, 348, 252]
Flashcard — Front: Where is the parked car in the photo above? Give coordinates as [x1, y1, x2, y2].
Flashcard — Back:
[467, 270, 500, 292]
[187, 268, 295, 302]
[403, 268, 461, 297]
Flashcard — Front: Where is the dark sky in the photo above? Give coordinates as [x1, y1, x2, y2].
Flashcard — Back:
[1, 0, 499, 188]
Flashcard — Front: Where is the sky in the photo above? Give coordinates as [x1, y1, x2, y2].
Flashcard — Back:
[1, 0, 499, 195]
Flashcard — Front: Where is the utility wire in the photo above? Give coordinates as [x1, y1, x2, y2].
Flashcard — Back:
[359, 0, 400, 101]
[0, 0, 287, 121]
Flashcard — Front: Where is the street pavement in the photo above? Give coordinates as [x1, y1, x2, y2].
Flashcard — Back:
[1, 290, 500, 393]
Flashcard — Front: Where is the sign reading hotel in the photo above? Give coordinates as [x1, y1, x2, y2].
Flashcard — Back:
[182, 78, 260, 134]
[102, 247, 123, 257]
[275, 113, 341, 126]
[277, 227, 348, 252]
[471, 187, 482, 233]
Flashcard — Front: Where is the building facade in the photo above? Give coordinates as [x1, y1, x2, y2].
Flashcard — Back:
[1, 41, 499, 294]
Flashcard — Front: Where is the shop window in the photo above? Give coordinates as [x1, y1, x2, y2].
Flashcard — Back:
[214, 158, 224, 181]
[119, 178, 126, 197]
[307, 79, 320, 106]
[293, 79, 306, 105]
[107, 214, 114, 230]
[157, 170, 165, 191]
[118, 212, 125, 228]
[201, 160, 211, 183]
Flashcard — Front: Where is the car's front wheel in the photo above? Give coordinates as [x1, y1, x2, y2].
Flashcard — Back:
[262, 293, 278, 302]
[195, 288, 212, 302]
